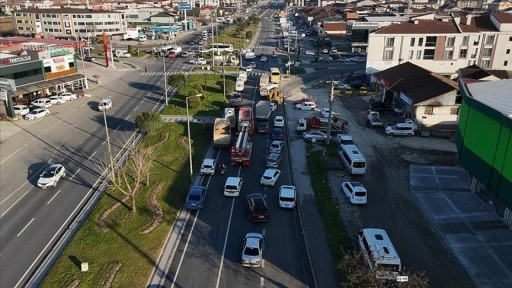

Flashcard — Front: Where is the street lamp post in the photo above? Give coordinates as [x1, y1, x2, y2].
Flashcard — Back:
[285, 54, 291, 77]
[102, 103, 114, 176]
[163, 55, 168, 105]
[79, 35, 89, 90]
[186, 94, 203, 182]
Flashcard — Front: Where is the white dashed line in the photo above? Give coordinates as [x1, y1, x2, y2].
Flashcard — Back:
[124, 115, 130, 121]
[17, 218, 35, 237]
[260, 277, 264, 286]
[0, 144, 27, 164]
[70, 168, 81, 180]
[46, 190, 61, 204]
[88, 151, 97, 160]
[134, 106, 139, 111]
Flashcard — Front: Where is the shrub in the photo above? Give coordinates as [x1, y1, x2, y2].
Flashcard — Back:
[224, 80, 235, 95]
[168, 74, 187, 89]
[193, 84, 204, 95]
[135, 111, 163, 133]
[187, 89, 202, 108]
[245, 31, 253, 40]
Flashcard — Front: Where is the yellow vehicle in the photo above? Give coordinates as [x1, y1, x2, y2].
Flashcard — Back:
[270, 67, 281, 84]
[359, 85, 367, 96]
[344, 87, 353, 95]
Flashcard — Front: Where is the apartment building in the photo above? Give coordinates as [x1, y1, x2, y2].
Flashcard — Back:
[366, 13, 512, 77]
[13, 8, 127, 38]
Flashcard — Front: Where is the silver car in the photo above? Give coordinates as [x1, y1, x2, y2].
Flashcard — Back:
[302, 130, 327, 142]
[241, 232, 265, 267]
[260, 168, 281, 186]
[37, 164, 66, 188]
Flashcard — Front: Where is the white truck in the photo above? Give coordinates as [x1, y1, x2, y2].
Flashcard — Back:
[224, 108, 236, 129]
[259, 73, 270, 88]
[123, 28, 140, 41]
[213, 118, 232, 148]
[255, 101, 272, 121]
[245, 52, 256, 60]
[213, 55, 239, 66]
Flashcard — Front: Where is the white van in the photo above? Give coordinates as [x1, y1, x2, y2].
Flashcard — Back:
[358, 228, 401, 280]
[224, 177, 243, 197]
[338, 144, 366, 175]
[385, 122, 415, 137]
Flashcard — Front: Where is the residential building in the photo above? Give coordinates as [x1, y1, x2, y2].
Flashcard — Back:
[13, 8, 128, 38]
[370, 62, 459, 132]
[348, 15, 408, 53]
[456, 66, 512, 227]
[366, 12, 512, 77]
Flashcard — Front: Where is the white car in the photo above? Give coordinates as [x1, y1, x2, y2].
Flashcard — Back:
[49, 95, 66, 105]
[25, 108, 50, 120]
[31, 98, 52, 108]
[279, 185, 296, 209]
[269, 140, 284, 154]
[331, 47, 338, 53]
[200, 158, 216, 175]
[37, 164, 66, 188]
[245, 66, 253, 72]
[60, 92, 77, 101]
[98, 99, 112, 111]
[241, 232, 265, 267]
[260, 56, 267, 62]
[305, 50, 315, 55]
[322, 48, 329, 54]
[294, 61, 301, 67]
[250, 62, 256, 68]
[296, 102, 316, 110]
[302, 130, 327, 142]
[270, 102, 277, 112]
[260, 168, 281, 186]
[320, 108, 332, 117]
[13, 105, 30, 116]
[190, 58, 207, 65]
[341, 181, 367, 204]
[274, 116, 285, 127]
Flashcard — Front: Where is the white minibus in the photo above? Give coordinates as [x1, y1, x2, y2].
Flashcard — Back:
[338, 144, 366, 175]
[358, 228, 401, 280]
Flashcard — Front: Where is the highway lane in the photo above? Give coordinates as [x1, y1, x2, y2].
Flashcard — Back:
[0, 57, 181, 287]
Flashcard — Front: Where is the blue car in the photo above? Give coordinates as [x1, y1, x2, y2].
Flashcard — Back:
[186, 186, 206, 210]
[272, 127, 283, 140]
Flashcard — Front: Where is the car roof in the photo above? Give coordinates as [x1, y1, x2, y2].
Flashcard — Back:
[271, 140, 283, 145]
[245, 233, 263, 247]
[32, 108, 46, 112]
[14, 104, 28, 108]
[202, 158, 215, 165]
[264, 168, 279, 175]
[189, 186, 205, 194]
[226, 177, 242, 185]
[280, 185, 296, 197]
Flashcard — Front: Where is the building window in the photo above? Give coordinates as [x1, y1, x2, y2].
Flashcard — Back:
[386, 37, 394, 47]
[460, 48, 467, 58]
[483, 48, 492, 57]
[473, 35, 480, 45]
[408, 50, 414, 59]
[65, 22, 70, 27]
[444, 50, 454, 59]
[416, 50, 422, 59]
[450, 107, 459, 115]
[486, 34, 495, 45]
[423, 49, 435, 60]
[44, 66, 51, 73]
[462, 35, 469, 45]
[425, 36, 437, 47]
[509, 36, 512, 41]
[16, 20, 22, 23]
[66, 29, 72, 34]
[506, 49, 510, 54]
[384, 50, 393, 60]
[410, 38, 415, 46]
[480, 60, 490, 68]
[424, 106, 433, 115]
[471, 47, 478, 58]
[446, 37, 455, 47]
[504, 61, 508, 66]
[418, 38, 423, 46]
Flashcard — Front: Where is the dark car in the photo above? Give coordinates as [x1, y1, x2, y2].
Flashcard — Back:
[84, 56, 95, 62]
[266, 153, 282, 168]
[272, 127, 283, 140]
[258, 122, 270, 134]
[246, 193, 270, 222]
[185, 186, 206, 210]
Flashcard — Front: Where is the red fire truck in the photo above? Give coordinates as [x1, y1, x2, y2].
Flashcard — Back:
[238, 106, 254, 135]
[231, 122, 252, 165]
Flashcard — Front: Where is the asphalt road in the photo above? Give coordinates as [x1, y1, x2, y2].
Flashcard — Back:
[0, 50, 187, 287]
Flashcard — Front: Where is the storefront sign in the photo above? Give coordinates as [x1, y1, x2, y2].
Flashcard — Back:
[399, 92, 412, 106]
[42, 55, 74, 73]
[2, 55, 32, 65]
[40, 48, 74, 59]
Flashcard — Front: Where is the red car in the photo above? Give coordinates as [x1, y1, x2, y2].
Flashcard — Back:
[293, 97, 317, 105]
[167, 52, 178, 58]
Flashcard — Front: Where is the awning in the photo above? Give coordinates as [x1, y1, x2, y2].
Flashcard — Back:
[11, 74, 85, 95]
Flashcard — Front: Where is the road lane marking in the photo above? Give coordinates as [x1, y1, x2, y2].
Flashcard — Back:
[134, 106, 139, 111]
[70, 168, 81, 180]
[124, 115, 130, 121]
[88, 151, 97, 160]
[1, 188, 32, 217]
[260, 277, 264, 286]
[47, 190, 61, 204]
[0, 144, 27, 164]
[215, 199, 236, 288]
[17, 218, 35, 237]
[0, 159, 51, 206]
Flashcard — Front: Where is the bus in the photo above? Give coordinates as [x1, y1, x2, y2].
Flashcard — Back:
[270, 67, 281, 84]
[210, 43, 234, 53]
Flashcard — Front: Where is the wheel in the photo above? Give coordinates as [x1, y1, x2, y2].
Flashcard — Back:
[307, 137, 312, 142]
[389, 132, 394, 136]
[407, 133, 413, 137]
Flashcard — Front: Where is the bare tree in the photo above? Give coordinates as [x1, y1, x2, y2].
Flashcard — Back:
[339, 251, 429, 288]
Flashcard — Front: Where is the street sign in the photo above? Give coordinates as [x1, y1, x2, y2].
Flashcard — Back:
[178, 3, 192, 10]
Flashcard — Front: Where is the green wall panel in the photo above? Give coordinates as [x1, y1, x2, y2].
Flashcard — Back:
[463, 108, 501, 164]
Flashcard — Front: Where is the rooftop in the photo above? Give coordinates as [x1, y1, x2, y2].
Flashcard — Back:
[466, 80, 512, 119]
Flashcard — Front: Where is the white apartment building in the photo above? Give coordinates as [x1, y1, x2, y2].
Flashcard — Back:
[13, 8, 127, 38]
[366, 13, 512, 77]
[194, 0, 220, 7]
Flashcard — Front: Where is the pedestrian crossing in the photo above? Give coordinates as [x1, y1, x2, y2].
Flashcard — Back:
[161, 116, 216, 123]
[180, 45, 272, 51]
[141, 71, 263, 77]
[141, 71, 185, 76]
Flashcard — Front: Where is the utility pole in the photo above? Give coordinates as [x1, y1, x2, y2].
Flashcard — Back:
[325, 80, 335, 144]
[163, 55, 168, 105]
[103, 106, 114, 177]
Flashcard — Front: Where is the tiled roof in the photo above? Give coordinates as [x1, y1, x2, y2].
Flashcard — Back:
[15, 8, 122, 14]
[459, 14, 498, 32]
[458, 64, 512, 80]
[492, 12, 512, 23]
[322, 22, 346, 32]
[374, 62, 457, 105]
[374, 18, 459, 34]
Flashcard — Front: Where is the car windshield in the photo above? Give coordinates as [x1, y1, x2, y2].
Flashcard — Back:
[188, 194, 201, 201]
[355, 191, 367, 197]
[244, 247, 259, 256]
[42, 169, 56, 178]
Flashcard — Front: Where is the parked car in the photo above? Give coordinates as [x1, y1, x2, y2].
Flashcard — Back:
[185, 186, 206, 210]
[279, 185, 297, 209]
[269, 140, 284, 154]
[320, 108, 332, 118]
[272, 127, 283, 140]
[60, 92, 77, 101]
[200, 158, 216, 175]
[385, 123, 416, 137]
[305, 50, 315, 55]
[260, 56, 267, 62]
[302, 130, 328, 142]
[98, 98, 112, 111]
[37, 164, 66, 188]
[13, 105, 30, 116]
[241, 232, 265, 267]
[274, 116, 285, 127]
[260, 168, 281, 186]
[331, 47, 338, 53]
[270, 102, 277, 111]
[266, 153, 282, 168]
[341, 181, 368, 204]
[257, 122, 270, 134]
[49, 95, 66, 105]
[245, 66, 253, 72]
[295, 102, 316, 110]
[190, 58, 207, 65]
[250, 62, 256, 68]
[84, 56, 95, 62]
[25, 108, 50, 120]
[31, 98, 52, 108]
[246, 193, 270, 222]
[322, 48, 329, 54]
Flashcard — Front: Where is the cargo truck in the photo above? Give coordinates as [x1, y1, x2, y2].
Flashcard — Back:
[224, 108, 236, 129]
[213, 118, 232, 148]
[255, 101, 272, 121]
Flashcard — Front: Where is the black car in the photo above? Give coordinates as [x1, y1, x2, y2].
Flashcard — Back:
[84, 56, 95, 62]
[258, 122, 270, 134]
[246, 193, 270, 222]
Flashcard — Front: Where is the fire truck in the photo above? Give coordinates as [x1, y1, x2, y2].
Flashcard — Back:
[232, 107, 254, 165]
[237, 107, 254, 135]
[231, 122, 253, 165]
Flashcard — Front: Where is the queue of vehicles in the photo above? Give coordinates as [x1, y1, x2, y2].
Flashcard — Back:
[14, 92, 80, 120]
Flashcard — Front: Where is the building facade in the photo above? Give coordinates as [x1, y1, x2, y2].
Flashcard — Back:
[13, 8, 127, 38]
[366, 13, 512, 77]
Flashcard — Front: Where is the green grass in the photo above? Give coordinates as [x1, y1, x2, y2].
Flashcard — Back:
[306, 148, 352, 282]
[40, 122, 212, 287]
[214, 23, 259, 50]
[163, 74, 236, 116]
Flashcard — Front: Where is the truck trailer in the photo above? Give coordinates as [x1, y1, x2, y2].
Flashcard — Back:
[213, 118, 232, 148]
[255, 101, 272, 121]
